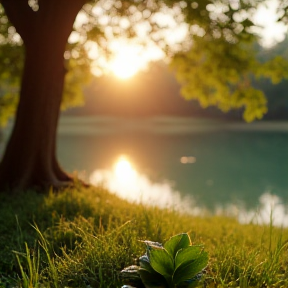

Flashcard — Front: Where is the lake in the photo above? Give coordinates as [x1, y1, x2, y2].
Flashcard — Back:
[1, 116, 288, 225]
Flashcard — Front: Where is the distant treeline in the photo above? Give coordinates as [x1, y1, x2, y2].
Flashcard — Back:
[255, 38, 288, 120]
[65, 38, 288, 121]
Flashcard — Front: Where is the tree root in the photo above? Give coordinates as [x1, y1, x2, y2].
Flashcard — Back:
[0, 167, 90, 194]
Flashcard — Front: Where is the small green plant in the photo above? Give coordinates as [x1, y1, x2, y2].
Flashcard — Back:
[139, 233, 208, 288]
[121, 233, 208, 288]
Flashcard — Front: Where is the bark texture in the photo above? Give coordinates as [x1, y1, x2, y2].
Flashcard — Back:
[0, 0, 86, 192]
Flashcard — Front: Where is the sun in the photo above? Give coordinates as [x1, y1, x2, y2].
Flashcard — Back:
[88, 39, 164, 78]
[110, 52, 141, 79]
[107, 40, 164, 79]
[109, 45, 145, 79]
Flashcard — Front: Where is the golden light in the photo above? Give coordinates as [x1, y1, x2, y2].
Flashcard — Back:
[89, 154, 195, 212]
[109, 46, 145, 79]
[107, 40, 164, 79]
[113, 155, 136, 180]
[87, 39, 164, 78]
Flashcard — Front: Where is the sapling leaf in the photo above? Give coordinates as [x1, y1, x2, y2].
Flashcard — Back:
[139, 268, 167, 287]
[149, 247, 174, 278]
[174, 246, 202, 270]
[139, 254, 156, 274]
[173, 252, 208, 285]
[164, 233, 191, 258]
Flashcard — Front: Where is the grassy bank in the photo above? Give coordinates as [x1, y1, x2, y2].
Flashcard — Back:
[0, 187, 287, 288]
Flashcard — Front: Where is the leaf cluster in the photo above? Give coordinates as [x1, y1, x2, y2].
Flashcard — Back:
[171, 35, 270, 122]
[138, 233, 208, 288]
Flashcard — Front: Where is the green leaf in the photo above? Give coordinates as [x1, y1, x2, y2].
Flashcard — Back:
[173, 252, 208, 285]
[164, 233, 191, 258]
[149, 248, 174, 278]
[174, 246, 202, 270]
[139, 268, 167, 287]
[139, 255, 156, 274]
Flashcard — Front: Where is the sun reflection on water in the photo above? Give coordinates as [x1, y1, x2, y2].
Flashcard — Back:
[89, 155, 198, 213]
[89, 155, 288, 227]
[114, 155, 136, 181]
[237, 193, 288, 227]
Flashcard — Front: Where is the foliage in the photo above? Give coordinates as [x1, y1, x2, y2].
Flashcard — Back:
[0, 5, 22, 126]
[171, 35, 288, 122]
[0, 91, 18, 126]
[0, 187, 288, 287]
[172, 39, 261, 122]
[137, 233, 208, 288]
[62, 50, 91, 111]
[250, 38, 288, 120]
[1, 0, 288, 126]
[169, 0, 288, 122]
[0, 4, 92, 127]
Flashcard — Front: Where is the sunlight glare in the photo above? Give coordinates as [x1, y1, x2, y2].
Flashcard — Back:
[236, 192, 288, 227]
[108, 40, 163, 79]
[89, 154, 197, 212]
[253, 0, 287, 47]
[109, 46, 145, 79]
[114, 155, 136, 180]
[110, 51, 141, 79]
[89, 158, 288, 227]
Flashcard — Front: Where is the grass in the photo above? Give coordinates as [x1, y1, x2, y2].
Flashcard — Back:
[0, 186, 287, 288]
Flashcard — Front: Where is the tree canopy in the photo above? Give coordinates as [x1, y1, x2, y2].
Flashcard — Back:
[1, 0, 287, 124]
[0, 0, 287, 191]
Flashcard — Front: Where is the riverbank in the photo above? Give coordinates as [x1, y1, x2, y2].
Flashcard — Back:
[0, 186, 287, 287]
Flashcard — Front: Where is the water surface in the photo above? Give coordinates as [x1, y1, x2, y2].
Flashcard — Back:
[1, 116, 288, 225]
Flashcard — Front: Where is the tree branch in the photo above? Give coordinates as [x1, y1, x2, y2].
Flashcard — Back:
[1, 0, 36, 43]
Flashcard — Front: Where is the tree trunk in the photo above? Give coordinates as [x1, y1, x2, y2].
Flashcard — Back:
[0, 0, 85, 192]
